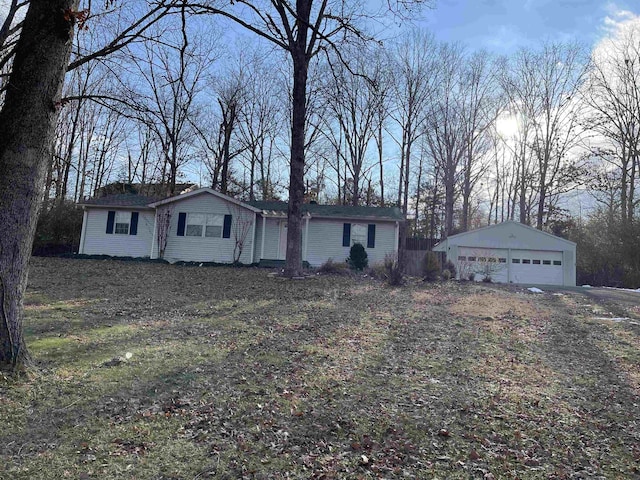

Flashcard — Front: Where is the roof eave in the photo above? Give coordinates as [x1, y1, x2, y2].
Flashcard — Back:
[78, 203, 155, 210]
[148, 187, 261, 213]
[309, 214, 404, 222]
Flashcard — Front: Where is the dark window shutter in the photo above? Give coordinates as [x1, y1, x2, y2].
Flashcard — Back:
[223, 214, 232, 238]
[129, 212, 139, 235]
[177, 212, 186, 236]
[106, 211, 115, 234]
[342, 223, 351, 247]
[367, 224, 376, 248]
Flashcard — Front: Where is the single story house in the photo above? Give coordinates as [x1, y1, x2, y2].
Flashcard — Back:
[78, 187, 404, 267]
[433, 221, 576, 286]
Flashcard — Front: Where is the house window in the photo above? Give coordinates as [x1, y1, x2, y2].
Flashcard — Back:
[553, 260, 562, 266]
[499, 258, 507, 263]
[458, 255, 466, 261]
[532, 259, 541, 265]
[487, 257, 497, 263]
[342, 223, 376, 248]
[512, 259, 520, 264]
[352, 224, 367, 245]
[543, 260, 551, 265]
[114, 211, 130, 234]
[177, 213, 231, 238]
[522, 259, 531, 264]
[478, 257, 487, 262]
[468, 256, 476, 261]
[106, 211, 138, 235]
[186, 213, 224, 238]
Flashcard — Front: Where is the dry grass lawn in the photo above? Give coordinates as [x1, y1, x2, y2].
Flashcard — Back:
[1, 257, 639, 479]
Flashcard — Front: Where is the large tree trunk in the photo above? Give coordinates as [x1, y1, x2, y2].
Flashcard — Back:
[284, 45, 308, 277]
[0, 0, 78, 372]
[377, 122, 384, 207]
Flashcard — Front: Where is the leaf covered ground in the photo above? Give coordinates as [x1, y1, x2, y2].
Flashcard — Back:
[1, 257, 639, 479]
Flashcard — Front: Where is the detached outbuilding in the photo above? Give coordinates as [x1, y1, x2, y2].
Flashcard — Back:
[433, 221, 576, 286]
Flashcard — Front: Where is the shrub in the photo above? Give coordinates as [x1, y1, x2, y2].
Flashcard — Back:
[384, 254, 403, 286]
[33, 201, 83, 256]
[441, 269, 451, 281]
[443, 259, 457, 278]
[318, 258, 349, 275]
[421, 251, 441, 281]
[347, 243, 368, 270]
[365, 264, 387, 280]
[468, 272, 476, 282]
[482, 275, 492, 283]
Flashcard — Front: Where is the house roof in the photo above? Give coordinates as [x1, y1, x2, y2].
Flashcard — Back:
[79, 188, 405, 221]
[148, 188, 262, 213]
[247, 200, 405, 221]
[79, 194, 161, 208]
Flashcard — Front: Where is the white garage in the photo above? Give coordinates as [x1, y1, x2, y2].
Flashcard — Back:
[433, 221, 576, 286]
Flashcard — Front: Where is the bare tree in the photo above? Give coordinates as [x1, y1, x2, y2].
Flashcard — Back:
[388, 30, 438, 215]
[423, 42, 467, 237]
[194, 71, 246, 194]
[156, 205, 175, 259]
[583, 27, 640, 224]
[187, 0, 431, 276]
[127, 6, 208, 195]
[500, 43, 588, 229]
[322, 46, 382, 206]
[0, 0, 80, 371]
[236, 54, 284, 200]
[458, 50, 500, 231]
[228, 203, 254, 263]
[0, 0, 188, 371]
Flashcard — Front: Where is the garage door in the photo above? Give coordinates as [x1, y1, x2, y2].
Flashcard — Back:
[457, 247, 509, 283]
[457, 247, 564, 285]
[510, 249, 563, 285]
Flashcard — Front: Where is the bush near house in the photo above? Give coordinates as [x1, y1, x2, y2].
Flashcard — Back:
[32, 201, 83, 256]
[443, 259, 457, 278]
[421, 251, 441, 281]
[347, 242, 368, 270]
[317, 258, 350, 275]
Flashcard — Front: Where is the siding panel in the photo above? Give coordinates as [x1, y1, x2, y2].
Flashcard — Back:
[305, 219, 397, 267]
[82, 209, 154, 257]
[261, 218, 282, 260]
[162, 193, 255, 264]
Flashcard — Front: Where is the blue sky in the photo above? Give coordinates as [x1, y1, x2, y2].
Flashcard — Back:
[418, 0, 638, 54]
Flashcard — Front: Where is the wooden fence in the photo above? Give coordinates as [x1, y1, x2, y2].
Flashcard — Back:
[401, 237, 443, 277]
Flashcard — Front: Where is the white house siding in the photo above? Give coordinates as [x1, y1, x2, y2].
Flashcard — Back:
[81, 208, 155, 257]
[253, 217, 264, 263]
[305, 218, 397, 267]
[261, 218, 283, 260]
[162, 193, 255, 264]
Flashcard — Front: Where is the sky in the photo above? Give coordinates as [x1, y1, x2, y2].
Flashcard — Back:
[417, 0, 639, 55]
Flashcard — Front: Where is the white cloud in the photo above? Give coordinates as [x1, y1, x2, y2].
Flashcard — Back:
[600, 3, 640, 36]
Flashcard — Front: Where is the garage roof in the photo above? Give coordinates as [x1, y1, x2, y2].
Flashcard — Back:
[433, 221, 575, 252]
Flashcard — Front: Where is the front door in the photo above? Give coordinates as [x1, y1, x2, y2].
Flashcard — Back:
[278, 221, 288, 260]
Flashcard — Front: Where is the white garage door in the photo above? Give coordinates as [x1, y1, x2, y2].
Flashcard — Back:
[510, 249, 564, 285]
[457, 247, 564, 285]
[457, 247, 509, 283]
